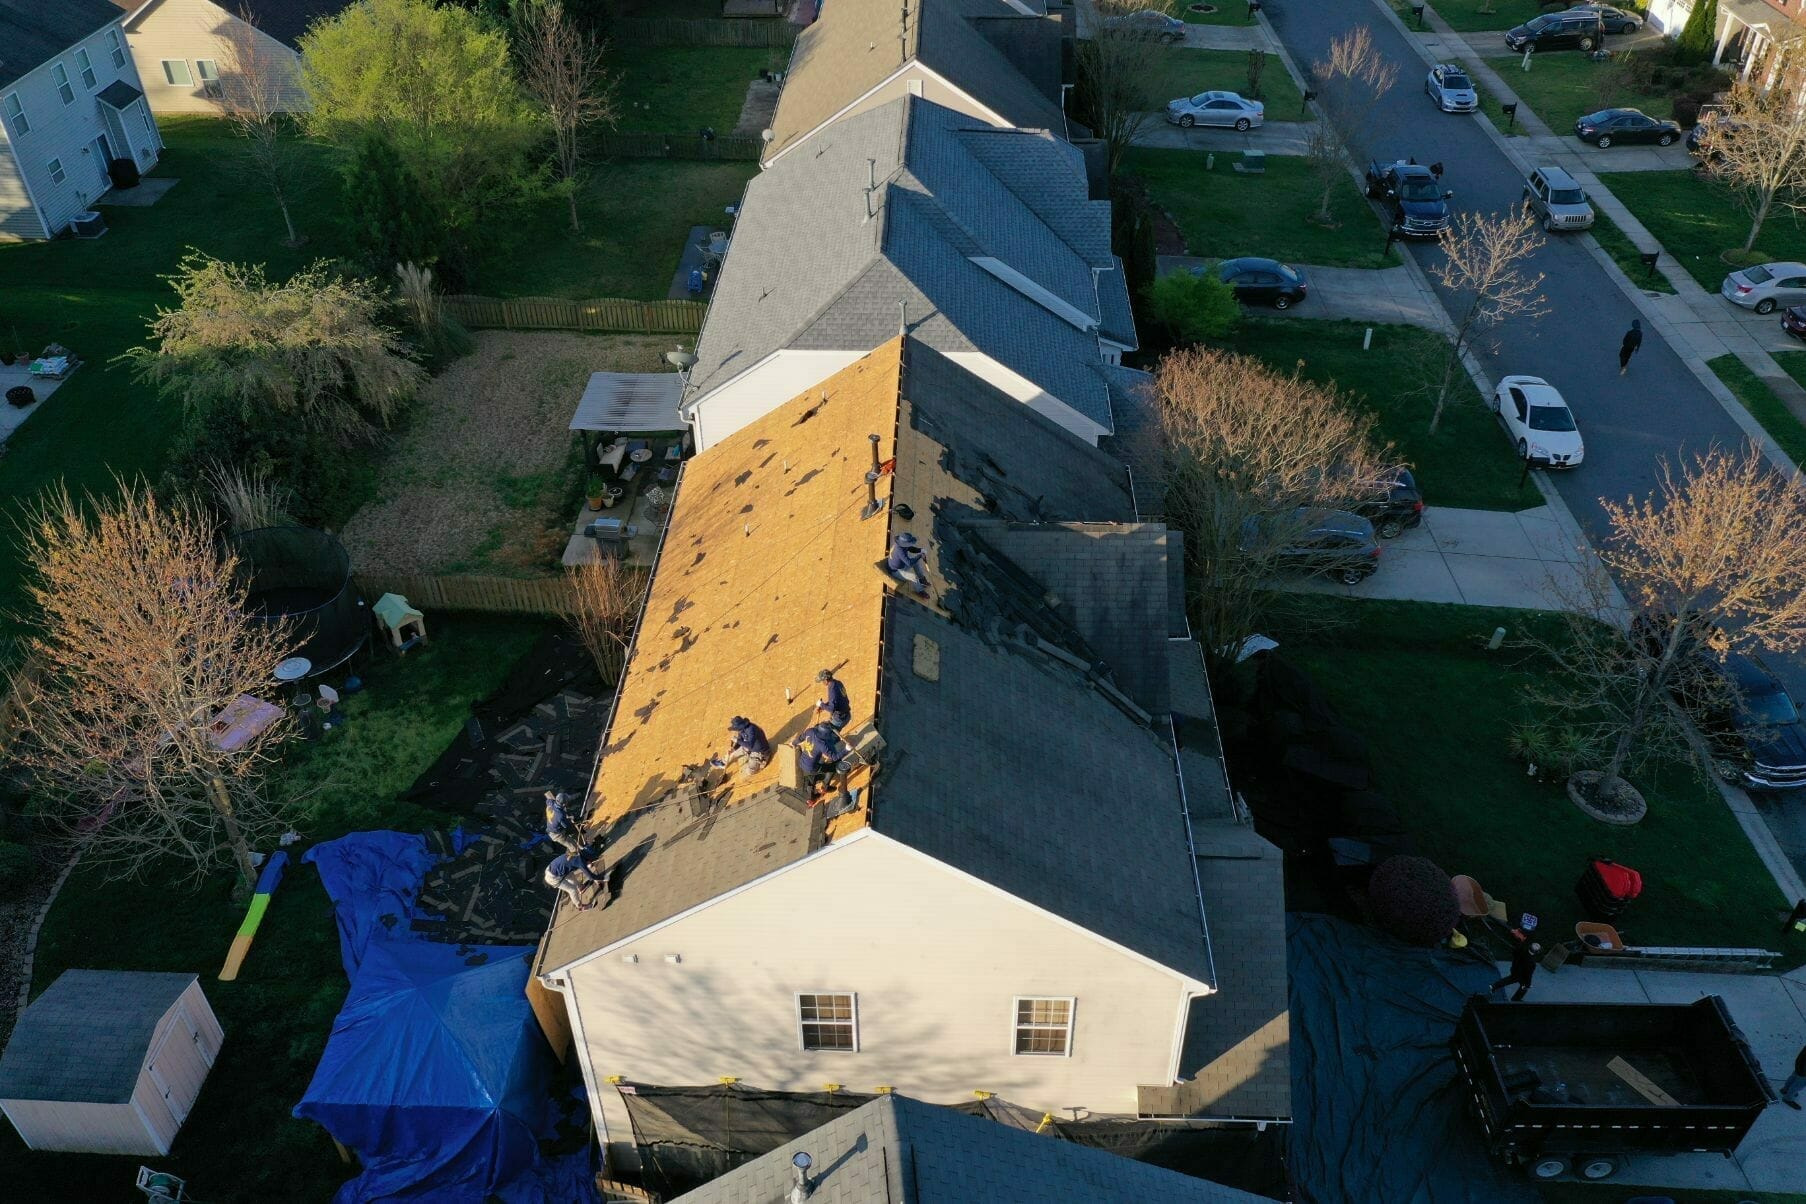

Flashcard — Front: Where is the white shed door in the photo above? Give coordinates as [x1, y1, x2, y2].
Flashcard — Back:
[145, 1007, 209, 1124]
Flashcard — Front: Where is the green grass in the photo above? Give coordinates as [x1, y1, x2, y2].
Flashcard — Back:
[1418, 0, 1604, 33]
[1588, 206, 1677, 293]
[1485, 52, 1671, 134]
[1275, 598, 1806, 967]
[1124, 149, 1395, 268]
[613, 45, 779, 133]
[1476, 80, 1531, 137]
[1217, 319, 1544, 511]
[1148, 47, 1306, 120]
[0, 616, 549, 1203]
[1171, 0, 1258, 26]
[1597, 168, 1802, 291]
[1706, 353, 1806, 467]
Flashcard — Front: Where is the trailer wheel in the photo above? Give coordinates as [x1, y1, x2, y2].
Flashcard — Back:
[1529, 1156, 1569, 1179]
[1578, 1157, 1617, 1180]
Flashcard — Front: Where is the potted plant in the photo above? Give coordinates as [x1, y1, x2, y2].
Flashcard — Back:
[586, 473, 606, 512]
[8, 329, 26, 366]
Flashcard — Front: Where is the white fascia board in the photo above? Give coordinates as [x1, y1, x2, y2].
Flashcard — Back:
[968, 256, 1098, 332]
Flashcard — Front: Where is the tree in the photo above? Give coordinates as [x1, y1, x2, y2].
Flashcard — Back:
[1155, 346, 1402, 663]
[218, 6, 306, 247]
[1696, 71, 1806, 255]
[1531, 444, 1806, 814]
[11, 482, 298, 888]
[567, 558, 644, 683]
[1674, 0, 1718, 66]
[515, 0, 617, 233]
[1246, 48, 1267, 101]
[342, 130, 447, 273]
[121, 253, 426, 437]
[299, 0, 542, 260]
[1305, 27, 1397, 225]
[1075, 1, 1169, 178]
[1144, 270, 1240, 344]
[1427, 207, 1546, 433]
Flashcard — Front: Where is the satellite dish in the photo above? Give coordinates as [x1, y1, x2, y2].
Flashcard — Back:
[666, 351, 698, 370]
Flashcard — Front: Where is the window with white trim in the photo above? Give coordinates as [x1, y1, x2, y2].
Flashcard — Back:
[2, 93, 26, 137]
[1012, 997, 1074, 1056]
[796, 993, 857, 1052]
[51, 64, 74, 106]
[162, 60, 193, 87]
[196, 60, 221, 99]
[48, 157, 65, 185]
[75, 49, 96, 91]
[107, 29, 126, 71]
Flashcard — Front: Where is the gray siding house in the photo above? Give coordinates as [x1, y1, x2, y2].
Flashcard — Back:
[0, 0, 163, 242]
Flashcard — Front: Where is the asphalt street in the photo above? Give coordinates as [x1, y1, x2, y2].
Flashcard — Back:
[1262, 1, 1806, 873]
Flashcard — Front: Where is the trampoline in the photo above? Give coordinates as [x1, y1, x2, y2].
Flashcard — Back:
[229, 526, 366, 676]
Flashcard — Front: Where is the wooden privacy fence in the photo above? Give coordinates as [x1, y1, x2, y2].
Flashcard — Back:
[443, 295, 705, 334]
[354, 573, 573, 617]
[592, 130, 763, 161]
[614, 17, 798, 47]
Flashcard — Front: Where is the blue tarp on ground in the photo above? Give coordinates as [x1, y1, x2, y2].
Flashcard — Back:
[296, 832, 589, 1204]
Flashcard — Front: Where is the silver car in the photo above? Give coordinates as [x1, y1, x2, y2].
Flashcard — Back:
[1424, 64, 1478, 113]
[1102, 9, 1185, 42]
[1165, 90, 1264, 130]
[1522, 165, 1594, 232]
[1722, 261, 1806, 314]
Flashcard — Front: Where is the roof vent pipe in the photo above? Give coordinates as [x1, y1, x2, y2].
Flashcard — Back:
[861, 433, 887, 520]
[789, 1151, 814, 1203]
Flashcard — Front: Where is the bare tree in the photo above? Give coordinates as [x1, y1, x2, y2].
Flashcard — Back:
[11, 482, 298, 888]
[515, 0, 617, 233]
[1428, 207, 1546, 433]
[218, 7, 306, 247]
[1305, 27, 1397, 225]
[1696, 70, 1806, 255]
[567, 557, 645, 683]
[1076, 0, 1170, 179]
[1155, 347, 1402, 663]
[1525, 445, 1806, 814]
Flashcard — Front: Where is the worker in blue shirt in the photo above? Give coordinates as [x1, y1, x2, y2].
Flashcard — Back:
[887, 532, 929, 595]
[544, 849, 608, 911]
[544, 790, 586, 855]
[795, 722, 852, 808]
[815, 668, 851, 730]
[713, 716, 771, 776]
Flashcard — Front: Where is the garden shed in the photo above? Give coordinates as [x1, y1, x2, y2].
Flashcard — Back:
[0, 970, 222, 1156]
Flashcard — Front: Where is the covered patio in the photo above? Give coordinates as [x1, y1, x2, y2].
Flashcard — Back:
[560, 371, 689, 569]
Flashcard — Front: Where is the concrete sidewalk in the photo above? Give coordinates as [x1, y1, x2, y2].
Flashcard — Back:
[1499, 963, 1806, 1193]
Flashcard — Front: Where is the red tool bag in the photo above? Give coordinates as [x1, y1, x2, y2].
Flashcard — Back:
[1576, 857, 1642, 919]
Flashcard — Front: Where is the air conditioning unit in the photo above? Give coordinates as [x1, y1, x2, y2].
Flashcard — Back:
[69, 210, 107, 239]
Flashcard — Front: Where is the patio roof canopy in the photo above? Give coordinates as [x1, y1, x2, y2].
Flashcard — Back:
[570, 372, 685, 434]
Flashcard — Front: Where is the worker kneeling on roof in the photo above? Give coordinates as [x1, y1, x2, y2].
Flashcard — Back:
[714, 716, 770, 776]
[545, 848, 609, 912]
[796, 722, 852, 808]
[544, 790, 587, 855]
[887, 532, 929, 596]
[815, 668, 851, 731]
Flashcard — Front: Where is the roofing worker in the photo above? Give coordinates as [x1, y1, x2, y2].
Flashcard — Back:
[887, 532, 929, 596]
[544, 790, 586, 855]
[796, 722, 851, 808]
[713, 716, 771, 776]
[815, 668, 851, 731]
[544, 849, 608, 912]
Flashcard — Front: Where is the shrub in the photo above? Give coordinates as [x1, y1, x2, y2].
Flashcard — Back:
[1366, 855, 1460, 947]
[1112, 177, 1159, 303]
[0, 840, 34, 899]
[1674, 0, 1718, 67]
[1145, 270, 1240, 344]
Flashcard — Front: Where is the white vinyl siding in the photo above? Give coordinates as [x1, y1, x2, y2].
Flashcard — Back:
[161, 60, 193, 87]
[1012, 997, 1075, 1056]
[50, 65, 74, 106]
[2, 93, 27, 137]
[107, 29, 126, 70]
[75, 50, 97, 92]
[796, 993, 858, 1052]
[47, 158, 65, 184]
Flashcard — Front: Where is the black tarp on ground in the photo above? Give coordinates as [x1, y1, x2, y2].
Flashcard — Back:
[1286, 912, 1537, 1204]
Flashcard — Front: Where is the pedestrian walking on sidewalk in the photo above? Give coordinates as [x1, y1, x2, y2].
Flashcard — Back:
[1619, 319, 1643, 374]
[1783, 1041, 1806, 1109]
[1490, 931, 1542, 1001]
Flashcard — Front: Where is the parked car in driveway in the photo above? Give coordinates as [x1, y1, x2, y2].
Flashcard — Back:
[1204, 257, 1309, 309]
[1504, 9, 1607, 52]
[1722, 261, 1806, 314]
[1783, 305, 1806, 339]
[1687, 113, 1738, 161]
[1567, 5, 1642, 33]
[1574, 108, 1681, 147]
[1103, 9, 1185, 41]
[1363, 468, 1424, 540]
[1522, 165, 1594, 231]
[1424, 64, 1478, 113]
[1241, 509, 1382, 585]
[1491, 375, 1584, 467]
[1165, 90, 1264, 130]
[1365, 159, 1454, 236]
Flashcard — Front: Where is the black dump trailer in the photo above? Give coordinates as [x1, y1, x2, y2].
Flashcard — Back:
[1452, 996, 1774, 1182]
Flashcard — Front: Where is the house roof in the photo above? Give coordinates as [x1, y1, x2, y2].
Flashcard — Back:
[0, 0, 123, 90]
[689, 96, 1114, 434]
[673, 1093, 1270, 1202]
[764, 0, 1066, 165]
[538, 339, 1209, 984]
[0, 971, 196, 1104]
[114, 0, 349, 48]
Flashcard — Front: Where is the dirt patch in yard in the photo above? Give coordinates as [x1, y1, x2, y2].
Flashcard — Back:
[339, 331, 671, 577]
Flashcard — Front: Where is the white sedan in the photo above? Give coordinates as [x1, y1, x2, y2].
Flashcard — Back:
[1165, 90, 1265, 131]
[1492, 375, 1584, 467]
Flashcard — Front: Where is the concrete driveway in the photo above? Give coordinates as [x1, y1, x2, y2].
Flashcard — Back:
[1156, 257, 1448, 328]
[1132, 116, 1317, 153]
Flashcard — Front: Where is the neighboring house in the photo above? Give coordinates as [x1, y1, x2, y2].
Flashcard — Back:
[673, 1093, 1269, 1202]
[110, 0, 344, 113]
[684, 95, 1136, 452]
[534, 337, 1289, 1172]
[762, 0, 1071, 167]
[0, 0, 162, 242]
[1644, 0, 1806, 80]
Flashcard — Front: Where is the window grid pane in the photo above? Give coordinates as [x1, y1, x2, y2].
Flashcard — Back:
[76, 50, 95, 90]
[48, 158, 65, 184]
[798, 994, 855, 1051]
[1013, 998, 1072, 1056]
[162, 61, 192, 87]
[108, 31, 125, 70]
[3, 94, 26, 137]
[52, 65, 73, 105]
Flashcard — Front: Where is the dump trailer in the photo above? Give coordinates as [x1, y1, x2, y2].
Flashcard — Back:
[1451, 996, 1774, 1182]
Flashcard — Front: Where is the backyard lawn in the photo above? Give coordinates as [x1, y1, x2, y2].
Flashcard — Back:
[611, 45, 778, 133]
[1484, 52, 1671, 134]
[1597, 169, 1806, 291]
[1706, 353, 1806, 468]
[1277, 598, 1806, 967]
[1123, 149, 1395, 269]
[1217, 320, 1544, 511]
[1, 616, 550, 1203]
[1148, 47, 1306, 119]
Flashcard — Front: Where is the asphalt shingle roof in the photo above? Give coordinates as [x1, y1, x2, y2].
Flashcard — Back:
[1096, 258, 1139, 349]
[0, 971, 195, 1104]
[2, 0, 122, 89]
[674, 1093, 1270, 1202]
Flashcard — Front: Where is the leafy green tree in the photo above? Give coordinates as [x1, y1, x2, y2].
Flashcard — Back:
[1674, 0, 1718, 66]
[342, 130, 448, 275]
[1145, 271, 1240, 344]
